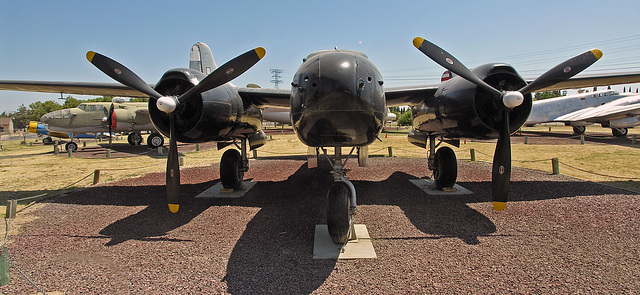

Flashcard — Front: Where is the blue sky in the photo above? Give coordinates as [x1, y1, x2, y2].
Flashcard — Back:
[1, 0, 639, 113]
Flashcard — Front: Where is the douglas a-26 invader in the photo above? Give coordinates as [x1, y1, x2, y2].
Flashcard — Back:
[2, 39, 634, 244]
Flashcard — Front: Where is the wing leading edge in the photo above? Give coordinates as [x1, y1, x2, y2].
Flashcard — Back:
[0, 80, 151, 98]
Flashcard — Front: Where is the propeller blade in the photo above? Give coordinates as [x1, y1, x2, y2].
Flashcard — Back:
[519, 49, 602, 94]
[86, 51, 163, 99]
[413, 37, 502, 98]
[108, 103, 114, 147]
[166, 114, 180, 213]
[177, 47, 266, 103]
[492, 110, 511, 211]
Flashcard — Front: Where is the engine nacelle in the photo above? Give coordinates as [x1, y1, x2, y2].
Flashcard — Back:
[411, 63, 532, 140]
[148, 68, 260, 143]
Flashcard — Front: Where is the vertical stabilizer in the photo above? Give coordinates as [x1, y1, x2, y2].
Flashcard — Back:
[189, 42, 217, 74]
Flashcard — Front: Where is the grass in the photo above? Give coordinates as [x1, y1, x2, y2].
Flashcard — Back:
[1, 125, 638, 217]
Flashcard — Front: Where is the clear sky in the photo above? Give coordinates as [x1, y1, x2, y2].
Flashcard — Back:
[1, 0, 639, 114]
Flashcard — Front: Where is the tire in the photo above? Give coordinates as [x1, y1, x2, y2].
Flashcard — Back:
[612, 128, 628, 137]
[220, 149, 244, 190]
[65, 141, 78, 152]
[147, 133, 164, 148]
[127, 133, 142, 146]
[327, 182, 351, 244]
[572, 126, 586, 135]
[433, 146, 457, 189]
[43, 137, 53, 144]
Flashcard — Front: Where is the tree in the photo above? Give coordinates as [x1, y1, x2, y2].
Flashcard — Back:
[534, 90, 562, 101]
[129, 97, 149, 102]
[29, 100, 63, 122]
[62, 96, 82, 108]
[12, 104, 32, 129]
[397, 110, 413, 126]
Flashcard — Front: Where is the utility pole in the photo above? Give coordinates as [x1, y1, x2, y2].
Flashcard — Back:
[270, 69, 283, 89]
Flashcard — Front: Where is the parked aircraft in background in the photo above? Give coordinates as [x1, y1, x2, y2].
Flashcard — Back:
[2, 40, 640, 244]
[526, 89, 640, 137]
[38, 101, 164, 151]
[28, 121, 110, 149]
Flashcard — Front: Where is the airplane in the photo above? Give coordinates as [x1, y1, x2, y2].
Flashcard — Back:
[525, 89, 640, 137]
[38, 100, 164, 151]
[2, 40, 640, 244]
[28, 120, 109, 142]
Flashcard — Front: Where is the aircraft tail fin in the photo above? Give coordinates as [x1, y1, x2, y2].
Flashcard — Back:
[441, 70, 453, 82]
[190, 42, 217, 74]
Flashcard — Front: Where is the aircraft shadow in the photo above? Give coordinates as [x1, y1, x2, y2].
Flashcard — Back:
[34, 158, 635, 294]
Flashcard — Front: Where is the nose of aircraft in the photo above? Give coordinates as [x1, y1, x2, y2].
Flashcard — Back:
[40, 112, 53, 123]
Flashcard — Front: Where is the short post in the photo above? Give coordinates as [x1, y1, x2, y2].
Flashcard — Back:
[524, 136, 528, 144]
[196, 144, 201, 151]
[54, 145, 59, 155]
[580, 135, 585, 145]
[632, 134, 637, 145]
[252, 150, 258, 158]
[179, 156, 184, 166]
[93, 169, 100, 185]
[470, 149, 476, 162]
[29, 142, 33, 147]
[387, 146, 393, 157]
[67, 149, 72, 157]
[83, 142, 86, 147]
[549, 127, 552, 132]
[552, 158, 560, 175]
[157, 146, 163, 155]
[105, 148, 111, 158]
[281, 130, 284, 135]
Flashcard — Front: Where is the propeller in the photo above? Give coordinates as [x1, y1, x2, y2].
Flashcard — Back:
[87, 47, 266, 213]
[413, 37, 602, 211]
[106, 103, 115, 147]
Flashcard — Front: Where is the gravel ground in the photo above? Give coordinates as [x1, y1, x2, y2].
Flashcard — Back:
[1, 156, 639, 294]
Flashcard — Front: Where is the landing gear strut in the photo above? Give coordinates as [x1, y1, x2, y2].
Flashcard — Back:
[220, 138, 249, 190]
[427, 135, 458, 189]
[321, 147, 358, 244]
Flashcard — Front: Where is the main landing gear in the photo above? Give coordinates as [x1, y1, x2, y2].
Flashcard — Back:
[318, 147, 359, 244]
[219, 138, 249, 191]
[427, 135, 458, 190]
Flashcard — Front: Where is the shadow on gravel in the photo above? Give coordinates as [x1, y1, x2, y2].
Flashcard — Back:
[37, 158, 635, 293]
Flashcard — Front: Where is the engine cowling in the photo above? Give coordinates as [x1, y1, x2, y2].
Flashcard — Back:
[411, 63, 532, 140]
[148, 68, 252, 143]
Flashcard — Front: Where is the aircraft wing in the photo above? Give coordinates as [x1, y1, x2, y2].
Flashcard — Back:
[384, 85, 439, 107]
[0, 80, 151, 98]
[238, 87, 291, 108]
[529, 71, 640, 92]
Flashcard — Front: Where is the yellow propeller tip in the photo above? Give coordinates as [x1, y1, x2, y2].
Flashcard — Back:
[493, 202, 507, 211]
[255, 47, 266, 59]
[413, 37, 425, 49]
[590, 49, 603, 60]
[86, 51, 96, 62]
[168, 204, 179, 213]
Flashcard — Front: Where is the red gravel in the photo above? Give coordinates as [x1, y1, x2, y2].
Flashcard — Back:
[1, 157, 639, 294]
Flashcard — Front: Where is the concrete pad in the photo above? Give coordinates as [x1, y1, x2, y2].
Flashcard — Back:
[194, 181, 257, 199]
[409, 179, 473, 195]
[313, 224, 377, 259]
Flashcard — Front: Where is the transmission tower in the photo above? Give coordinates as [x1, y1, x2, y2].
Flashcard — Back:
[270, 69, 283, 89]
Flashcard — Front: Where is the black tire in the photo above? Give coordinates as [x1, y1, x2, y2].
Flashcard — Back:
[127, 133, 142, 146]
[65, 141, 78, 152]
[147, 133, 164, 148]
[612, 128, 628, 137]
[572, 126, 586, 135]
[327, 182, 351, 244]
[43, 137, 53, 144]
[220, 149, 244, 190]
[433, 146, 457, 189]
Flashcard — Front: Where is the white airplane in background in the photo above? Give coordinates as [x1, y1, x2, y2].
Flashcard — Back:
[525, 89, 640, 137]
